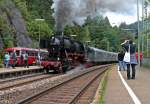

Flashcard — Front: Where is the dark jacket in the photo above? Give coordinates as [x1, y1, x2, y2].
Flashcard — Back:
[118, 52, 125, 61]
[122, 43, 136, 54]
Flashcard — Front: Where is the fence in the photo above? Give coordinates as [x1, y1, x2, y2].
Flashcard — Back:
[142, 57, 150, 68]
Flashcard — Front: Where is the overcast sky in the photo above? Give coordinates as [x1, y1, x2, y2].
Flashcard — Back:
[105, 4, 142, 26]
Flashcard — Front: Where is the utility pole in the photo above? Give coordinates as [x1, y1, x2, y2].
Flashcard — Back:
[35, 19, 45, 66]
[137, 0, 141, 67]
[142, 0, 144, 54]
[144, 1, 149, 57]
[107, 41, 109, 51]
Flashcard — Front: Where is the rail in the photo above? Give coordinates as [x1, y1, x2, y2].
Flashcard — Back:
[0, 74, 57, 91]
[17, 65, 109, 104]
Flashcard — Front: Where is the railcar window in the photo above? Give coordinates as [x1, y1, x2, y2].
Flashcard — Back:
[28, 51, 34, 56]
[32, 51, 36, 56]
[31, 51, 35, 56]
[27, 51, 30, 56]
[16, 50, 20, 56]
[7, 51, 13, 55]
[21, 50, 26, 54]
[35, 52, 38, 56]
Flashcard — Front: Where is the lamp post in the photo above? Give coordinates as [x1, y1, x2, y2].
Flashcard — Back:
[142, 0, 144, 55]
[35, 19, 45, 66]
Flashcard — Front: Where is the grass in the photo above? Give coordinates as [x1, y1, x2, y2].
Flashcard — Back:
[95, 69, 110, 104]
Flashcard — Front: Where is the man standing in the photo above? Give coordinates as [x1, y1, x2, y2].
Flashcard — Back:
[140, 52, 143, 66]
[118, 50, 126, 71]
[136, 52, 143, 66]
[12, 50, 17, 69]
[4, 52, 10, 68]
[24, 52, 29, 68]
[20, 52, 24, 66]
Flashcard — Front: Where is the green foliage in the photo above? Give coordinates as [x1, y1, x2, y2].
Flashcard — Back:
[0, 51, 4, 68]
[81, 26, 91, 43]
[12, 0, 54, 42]
[12, 0, 30, 20]
[85, 16, 115, 51]
[25, 0, 55, 29]
[0, 16, 14, 48]
[27, 20, 53, 40]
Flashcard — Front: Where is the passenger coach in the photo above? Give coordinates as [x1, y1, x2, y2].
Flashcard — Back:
[86, 47, 117, 64]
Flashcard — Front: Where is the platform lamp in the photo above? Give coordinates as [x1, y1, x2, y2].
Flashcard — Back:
[71, 35, 77, 39]
[85, 40, 91, 46]
[35, 19, 45, 66]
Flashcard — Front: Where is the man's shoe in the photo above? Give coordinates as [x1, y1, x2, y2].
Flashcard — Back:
[131, 77, 135, 79]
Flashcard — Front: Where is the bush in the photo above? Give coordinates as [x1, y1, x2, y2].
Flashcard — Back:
[0, 64, 4, 68]
[0, 58, 4, 68]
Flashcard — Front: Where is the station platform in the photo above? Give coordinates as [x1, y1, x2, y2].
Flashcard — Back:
[0, 66, 43, 79]
[104, 65, 150, 104]
[0, 66, 41, 73]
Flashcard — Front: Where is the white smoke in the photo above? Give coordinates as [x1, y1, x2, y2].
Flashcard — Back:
[52, 0, 137, 31]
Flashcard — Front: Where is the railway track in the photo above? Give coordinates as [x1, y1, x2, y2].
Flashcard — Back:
[0, 74, 59, 91]
[17, 65, 109, 104]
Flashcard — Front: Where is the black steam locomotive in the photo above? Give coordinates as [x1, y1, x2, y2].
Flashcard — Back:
[41, 35, 117, 73]
[41, 35, 85, 73]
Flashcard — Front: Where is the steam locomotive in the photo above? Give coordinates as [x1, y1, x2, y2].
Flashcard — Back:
[41, 35, 117, 73]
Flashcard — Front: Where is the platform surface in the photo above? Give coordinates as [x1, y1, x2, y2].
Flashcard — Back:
[0, 66, 42, 74]
[104, 65, 150, 104]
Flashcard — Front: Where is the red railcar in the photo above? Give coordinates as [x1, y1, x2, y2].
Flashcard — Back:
[4, 47, 48, 66]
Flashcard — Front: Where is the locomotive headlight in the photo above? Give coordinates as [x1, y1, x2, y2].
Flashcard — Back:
[57, 57, 60, 61]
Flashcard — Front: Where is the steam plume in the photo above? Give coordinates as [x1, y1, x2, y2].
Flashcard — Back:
[52, 0, 137, 31]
